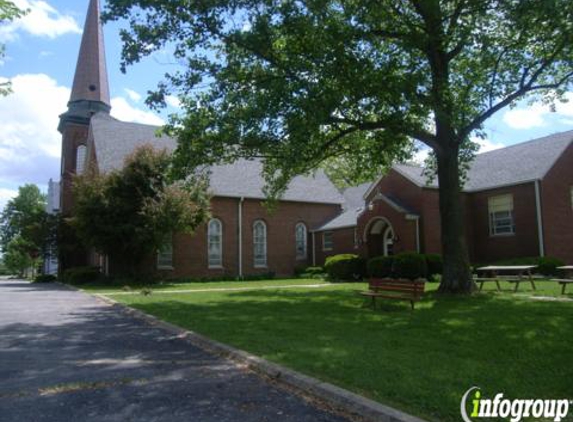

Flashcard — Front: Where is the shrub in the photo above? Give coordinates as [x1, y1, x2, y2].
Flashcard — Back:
[425, 254, 443, 281]
[296, 266, 326, 279]
[367, 256, 394, 278]
[62, 266, 101, 285]
[33, 274, 57, 283]
[324, 254, 366, 281]
[392, 252, 428, 280]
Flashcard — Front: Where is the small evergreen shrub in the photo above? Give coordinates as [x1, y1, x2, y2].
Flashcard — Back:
[63, 266, 101, 285]
[392, 252, 428, 280]
[296, 266, 326, 279]
[324, 254, 366, 282]
[367, 256, 394, 278]
[33, 274, 57, 283]
[425, 254, 443, 281]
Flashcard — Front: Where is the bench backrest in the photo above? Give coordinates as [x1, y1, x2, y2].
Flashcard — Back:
[368, 278, 426, 297]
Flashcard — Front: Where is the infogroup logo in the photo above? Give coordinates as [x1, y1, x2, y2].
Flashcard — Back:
[460, 387, 571, 422]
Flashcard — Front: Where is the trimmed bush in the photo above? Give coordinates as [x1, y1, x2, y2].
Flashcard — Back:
[425, 254, 443, 281]
[367, 256, 394, 278]
[296, 266, 326, 279]
[62, 266, 101, 285]
[33, 274, 57, 283]
[324, 254, 366, 282]
[392, 252, 428, 280]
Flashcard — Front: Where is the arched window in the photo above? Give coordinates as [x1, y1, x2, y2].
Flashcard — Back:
[208, 218, 223, 268]
[253, 220, 267, 268]
[76, 145, 87, 175]
[295, 223, 307, 260]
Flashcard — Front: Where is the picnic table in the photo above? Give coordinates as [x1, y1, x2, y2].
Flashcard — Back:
[554, 266, 573, 295]
[475, 266, 538, 292]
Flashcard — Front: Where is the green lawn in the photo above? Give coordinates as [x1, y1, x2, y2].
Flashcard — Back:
[93, 279, 573, 422]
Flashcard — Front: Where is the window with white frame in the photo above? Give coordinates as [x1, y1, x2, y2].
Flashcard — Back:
[295, 223, 307, 260]
[208, 219, 223, 268]
[253, 220, 267, 268]
[489, 194, 515, 236]
[157, 236, 173, 269]
[323, 231, 333, 251]
[76, 145, 87, 175]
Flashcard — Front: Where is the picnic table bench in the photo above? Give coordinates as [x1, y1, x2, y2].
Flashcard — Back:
[358, 278, 426, 310]
[553, 266, 573, 295]
[475, 266, 538, 292]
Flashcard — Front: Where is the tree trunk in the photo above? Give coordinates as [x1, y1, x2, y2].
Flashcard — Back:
[436, 145, 475, 294]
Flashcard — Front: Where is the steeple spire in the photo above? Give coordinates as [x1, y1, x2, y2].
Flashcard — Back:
[59, 0, 110, 131]
[70, 0, 110, 106]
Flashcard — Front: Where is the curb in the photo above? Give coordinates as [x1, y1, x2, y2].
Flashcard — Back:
[62, 283, 429, 422]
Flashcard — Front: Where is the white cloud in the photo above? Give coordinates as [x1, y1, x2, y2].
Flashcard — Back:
[0, 188, 18, 212]
[0, 73, 67, 185]
[111, 97, 165, 126]
[165, 95, 181, 108]
[0, 0, 81, 42]
[124, 88, 142, 102]
[503, 93, 573, 130]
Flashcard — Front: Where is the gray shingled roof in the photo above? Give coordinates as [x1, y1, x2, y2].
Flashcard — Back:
[90, 113, 344, 205]
[315, 182, 371, 231]
[393, 130, 573, 192]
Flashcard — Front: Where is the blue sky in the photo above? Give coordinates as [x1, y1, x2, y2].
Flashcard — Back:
[0, 0, 572, 210]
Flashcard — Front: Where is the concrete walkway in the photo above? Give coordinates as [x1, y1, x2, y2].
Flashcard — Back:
[0, 280, 353, 422]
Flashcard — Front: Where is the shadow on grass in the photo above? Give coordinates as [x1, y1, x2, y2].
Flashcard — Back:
[122, 288, 573, 422]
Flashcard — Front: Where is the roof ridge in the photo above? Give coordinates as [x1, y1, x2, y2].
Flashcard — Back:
[475, 129, 573, 158]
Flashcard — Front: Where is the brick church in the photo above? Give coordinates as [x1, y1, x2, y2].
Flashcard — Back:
[56, 0, 573, 278]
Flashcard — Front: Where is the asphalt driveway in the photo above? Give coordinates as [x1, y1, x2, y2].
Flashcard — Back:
[0, 279, 352, 422]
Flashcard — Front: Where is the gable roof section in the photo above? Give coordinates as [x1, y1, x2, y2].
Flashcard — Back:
[90, 113, 344, 205]
[315, 182, 371, 231]
[393, 130, 573, 192]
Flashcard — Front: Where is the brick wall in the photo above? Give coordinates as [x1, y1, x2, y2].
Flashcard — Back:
[168, 197, 341, 278]
[541, 143, 573, 263]
[468, 182, 540, 264]
[314, 227, 357, 266]
[60, 122, 90, 215]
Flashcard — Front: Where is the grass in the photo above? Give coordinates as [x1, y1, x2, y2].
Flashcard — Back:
[92, 279, 573, 422]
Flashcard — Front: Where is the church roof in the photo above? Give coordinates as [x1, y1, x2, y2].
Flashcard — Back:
[314, 182, 371, 231]
[89, 113, 344, 205]
[69, 0, 110, 106]
[392, 130, 573, 192]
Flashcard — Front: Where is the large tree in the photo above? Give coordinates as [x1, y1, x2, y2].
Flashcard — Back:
[105, 0, 573, 293]
[72, 145, 210, 275]
[0, 0, 26, 96]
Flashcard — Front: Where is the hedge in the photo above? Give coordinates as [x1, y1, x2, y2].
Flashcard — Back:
[324, 254, 366, 281]
[392, 252, 428, 280]
[62, 266, 101, 285]
[33, 274, 57, 283]
[367, 256, 394, 278]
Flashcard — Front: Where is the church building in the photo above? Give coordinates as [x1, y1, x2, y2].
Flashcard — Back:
[57, 0, 572, 278]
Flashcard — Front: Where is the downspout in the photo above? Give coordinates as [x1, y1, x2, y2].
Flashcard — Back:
[312, 232, 316, 267]
[534, 180, 545, 257]
[238, 197, 244, 278]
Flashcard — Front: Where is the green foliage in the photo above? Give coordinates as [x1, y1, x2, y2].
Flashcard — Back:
[0, 1, 26, 96]
[295, 266, 326, 279]
[3, 235, 39, 277]
[62, 266, 102, 285]
[72, 145, 210, 275]
[392, 252, 428, 281]
[493, 256, 565, 276]
[34, 274, 57, 283]
[104, 0, 573, 293]
[367, 256, 394, 278]
[425, 254, 444, 281]
[324, 254, 366, 282]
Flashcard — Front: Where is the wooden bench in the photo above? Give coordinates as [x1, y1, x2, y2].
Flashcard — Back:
[358, 279, 426, 310]
[552, 279, 573, 295]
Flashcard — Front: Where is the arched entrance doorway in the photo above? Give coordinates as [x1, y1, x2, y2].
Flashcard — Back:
[364, 217, 395, 258]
